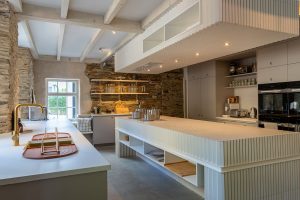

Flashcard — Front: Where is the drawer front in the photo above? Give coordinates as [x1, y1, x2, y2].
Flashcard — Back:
[288, 63, 300, 82]
[258, 65, 288, 84]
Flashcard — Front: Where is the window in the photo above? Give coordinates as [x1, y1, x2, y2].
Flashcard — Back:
[46, 79, 79, 120]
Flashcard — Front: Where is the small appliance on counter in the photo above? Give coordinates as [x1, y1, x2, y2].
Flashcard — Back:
[250, 107, 257, 119]
[229, 109, 248, 118]
[225, 96, 240, 116]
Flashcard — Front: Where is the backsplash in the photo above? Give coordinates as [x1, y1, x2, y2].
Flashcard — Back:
[85, 63, 184, 117]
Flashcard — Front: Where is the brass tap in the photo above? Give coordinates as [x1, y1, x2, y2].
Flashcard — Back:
[12, 104, 44, 146]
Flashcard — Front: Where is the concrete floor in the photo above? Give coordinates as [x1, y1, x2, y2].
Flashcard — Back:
[97, 146, 203, 200]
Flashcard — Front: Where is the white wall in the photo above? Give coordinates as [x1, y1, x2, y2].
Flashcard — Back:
[33, 60, 92, 114]
[234, 87, 258, 110]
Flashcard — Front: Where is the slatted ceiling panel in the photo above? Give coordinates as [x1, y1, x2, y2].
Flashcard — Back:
[221, 0, 299, 35]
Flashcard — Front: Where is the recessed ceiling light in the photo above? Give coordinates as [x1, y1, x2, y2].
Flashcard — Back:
[147, 69, 151, 72]
[175, 59, 179, 63]
[159, 64, 163, 68]
[107, 51, 112, 56]
[224, 42, 230, 47]
[112, 31, 116, 35]
[195, 52, 200, 56]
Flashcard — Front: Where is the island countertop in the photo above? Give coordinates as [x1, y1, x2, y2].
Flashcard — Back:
[0, 119, 110, 186]
[116, 116, 288, 141]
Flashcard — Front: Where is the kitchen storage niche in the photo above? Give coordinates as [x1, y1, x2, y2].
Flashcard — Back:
[129, 136, 144, 154]
[143, 27, 164, 53]
[144, 143, 165, 165]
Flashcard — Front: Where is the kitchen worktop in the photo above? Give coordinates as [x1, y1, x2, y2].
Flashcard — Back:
[0, 119, 110, 186]
[116, 116, 287, 141]
[216, 116, 258, 124]
[92, 112, 131, 117]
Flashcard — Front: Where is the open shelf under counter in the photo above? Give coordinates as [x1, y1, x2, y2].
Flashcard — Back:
[225, 72, 257, 78]
[90, 79, 149, 83]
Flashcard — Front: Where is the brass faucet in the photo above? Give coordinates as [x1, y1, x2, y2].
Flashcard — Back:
[12, 104, 44, 146]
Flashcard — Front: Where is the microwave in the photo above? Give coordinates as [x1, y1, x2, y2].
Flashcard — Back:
[258, 81, 300, 128]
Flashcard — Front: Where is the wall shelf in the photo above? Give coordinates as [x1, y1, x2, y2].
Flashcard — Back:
[91, 92, 149, 95]
[225, 72, 257, 78]
[225, 85, 257, 89]
[91, 79, 149, 83]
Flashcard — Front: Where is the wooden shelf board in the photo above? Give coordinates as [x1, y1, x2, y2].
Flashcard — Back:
[164, 161, 196, 177]
[91, 93, 149, 95]
[225, 85, 257, 89]
[225, 72, 257, 78]
[91, 79, 149, 83]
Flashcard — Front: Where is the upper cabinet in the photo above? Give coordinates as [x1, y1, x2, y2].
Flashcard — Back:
[257, 65, 288, 84]
[257, 43, 288, 69]
[288, 63, 300, 82]
[288, 38, 300, 64]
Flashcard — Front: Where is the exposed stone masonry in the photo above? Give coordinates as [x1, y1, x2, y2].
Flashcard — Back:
[0, 0, 18, 133]
[85, 63, 184, 117]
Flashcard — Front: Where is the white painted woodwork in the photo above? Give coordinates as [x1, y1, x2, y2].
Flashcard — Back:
[57, 24, 65, 61]
[80, 29, 104, 62]
[257, 43, 288, 69]
[142, 0, 183, 29]
[258, 65, 288, 84]
[116, 116, 300, 200]
[93, 116, 115, 145]
[115, 0, 299, 74]
[288, 37, 300, 64]
[18, 3, 142, 33]
[7, 0, 22, 12]
[288, 63, 300, 82]
[61, 0, 70, 18]
[104, 0, 127, 24]
[37, 55, 100, 63]
[19, 20, 39, 59]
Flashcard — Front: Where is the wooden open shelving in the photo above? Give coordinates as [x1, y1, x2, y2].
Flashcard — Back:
[91, 79, 149, 83]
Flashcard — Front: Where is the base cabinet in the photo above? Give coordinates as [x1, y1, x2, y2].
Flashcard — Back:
[93, 116, 115, 145]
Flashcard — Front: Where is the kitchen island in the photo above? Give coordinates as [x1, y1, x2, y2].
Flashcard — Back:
[0, 119, 110, 200]
[115, 116, 300, 200]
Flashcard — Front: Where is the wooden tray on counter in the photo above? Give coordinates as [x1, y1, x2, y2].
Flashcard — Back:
[23, 133, 78, 160]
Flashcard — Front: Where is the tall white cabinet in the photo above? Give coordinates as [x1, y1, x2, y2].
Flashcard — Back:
[257, 38, 300, 83]
[187, 61, 232, 120]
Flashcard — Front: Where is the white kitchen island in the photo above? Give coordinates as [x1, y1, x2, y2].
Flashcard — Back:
[0, 119, 110, 200]
[115, 116, 300, 200]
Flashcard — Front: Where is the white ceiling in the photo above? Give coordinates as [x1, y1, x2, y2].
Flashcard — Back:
[17, 0, 167, 61]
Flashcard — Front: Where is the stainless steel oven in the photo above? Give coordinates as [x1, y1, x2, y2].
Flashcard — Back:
[258, 81, 300, 131]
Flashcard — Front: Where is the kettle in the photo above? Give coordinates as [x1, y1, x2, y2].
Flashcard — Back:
[250, 107, 257, 119]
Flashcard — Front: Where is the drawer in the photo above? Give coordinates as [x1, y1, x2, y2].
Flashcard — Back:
[288, 63, 300, 82]
[258, 65, 288, 84]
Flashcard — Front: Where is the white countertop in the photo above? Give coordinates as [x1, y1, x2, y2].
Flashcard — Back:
[216, 116, 258, 124]
[92, 113, 131, 117]
[116, 116, 289, 141]
[0, 119, 110, 186]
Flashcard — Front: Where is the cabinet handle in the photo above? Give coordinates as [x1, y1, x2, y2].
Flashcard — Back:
[270, 62, 272, 65]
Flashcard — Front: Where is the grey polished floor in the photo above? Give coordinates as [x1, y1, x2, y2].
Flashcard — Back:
[97, 146, 203, 200]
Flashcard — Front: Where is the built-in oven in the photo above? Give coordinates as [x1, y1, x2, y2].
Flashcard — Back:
[258, 81, 300, 131]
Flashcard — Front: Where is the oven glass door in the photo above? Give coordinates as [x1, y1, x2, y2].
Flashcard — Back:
[259, 92, 288, 116]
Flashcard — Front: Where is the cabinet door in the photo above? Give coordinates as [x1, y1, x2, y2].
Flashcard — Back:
[288, 63, 300, 82]
[258, 65, 288, 84]
[288, 38, 300, 64]
[93, 116, 115, 145]
[200, 77, 215, 119]
[257, 43, 287, 69]
[187, 78, 201, 119]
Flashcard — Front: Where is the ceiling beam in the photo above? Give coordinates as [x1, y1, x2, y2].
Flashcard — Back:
[80, 30, 104, 62]
[142, 0, 182, 29]
[61, 0, 70, 18]
[18, 3, 143, 33]
[104, 0, 127, 24]
[38, 55, 100, 64]
[57, 0, 70, 61]
[100, 33, 137, 62]
[7, 0, 22, 12]
[19, 20, 39, 59]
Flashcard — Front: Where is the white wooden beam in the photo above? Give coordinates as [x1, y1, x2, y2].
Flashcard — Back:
[37, 55, 100, 64]
[7, 0, 22, 12]
[104, 0, 127, 24]
[61, 0, 70, 18]
[19, 20, 39, 59]
[80, 30, 104, 62]
[100, 33, 137, 62]
[142, 0, 182, 29]
[18, 3, 143, 33]
[57, 24, 65, 61]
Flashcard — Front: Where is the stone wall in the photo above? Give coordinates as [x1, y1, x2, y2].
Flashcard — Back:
[85, 63, 184, 117]
[17, 47, 34, 118]
[0, 0, 18, 133]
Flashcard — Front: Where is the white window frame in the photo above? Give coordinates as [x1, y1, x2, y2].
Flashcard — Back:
[45, 78, 80, 119]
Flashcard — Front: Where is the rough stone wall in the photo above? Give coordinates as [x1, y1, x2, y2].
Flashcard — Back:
[17, 47, 34, 118]
[85, 64, 184, 117]
[0, 0, 18, 133]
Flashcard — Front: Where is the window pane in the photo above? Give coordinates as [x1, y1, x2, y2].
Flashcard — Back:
[48, 96, 58, 107]
[66, 96, 76, 108]
[48, 108, 58, 119]
[67, 108, 76, 119]
[48, 81, 57, 93]
[57, 96, 66, 107]
[58, 82, 67, 93]
[67, 81, 76, 93]
[58, 108, 67, 119]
